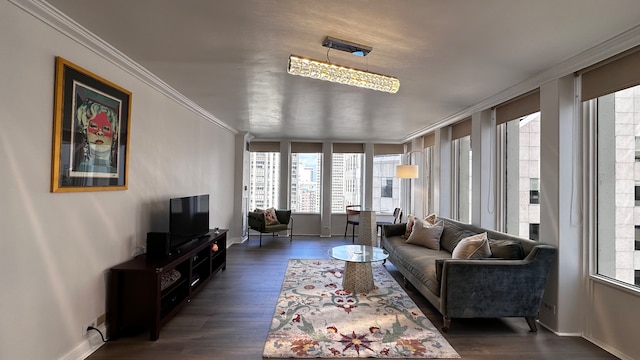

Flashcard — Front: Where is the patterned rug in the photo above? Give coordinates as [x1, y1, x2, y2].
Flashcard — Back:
[263, 259, 460, 358]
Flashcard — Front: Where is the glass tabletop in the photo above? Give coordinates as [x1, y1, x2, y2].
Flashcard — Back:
[328, 245, 389, 263]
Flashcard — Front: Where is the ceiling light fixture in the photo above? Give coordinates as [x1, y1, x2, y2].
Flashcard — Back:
[287, 37, 400, 93]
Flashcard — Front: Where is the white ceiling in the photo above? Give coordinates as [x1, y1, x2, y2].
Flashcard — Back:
[46, 0, 640, 143]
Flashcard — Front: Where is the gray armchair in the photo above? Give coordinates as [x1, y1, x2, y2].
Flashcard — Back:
[248, 209, 293, 247]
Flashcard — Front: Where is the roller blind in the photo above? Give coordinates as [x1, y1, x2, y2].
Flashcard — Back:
[423, 133, 435, 148]
[291, 142, 322, 153]
[495, 89, 540, 125]
[451, 118, 472, 140]
[333, 143, 364, 153]
[248, 141, 280, 152]
[374, 144, 404, 155]
[580, 46, 640, 101]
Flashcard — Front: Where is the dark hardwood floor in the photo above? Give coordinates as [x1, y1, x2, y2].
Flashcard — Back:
[87, 236, 618, 360]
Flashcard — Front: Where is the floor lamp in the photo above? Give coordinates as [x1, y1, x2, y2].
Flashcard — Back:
[396, 150, 423, 216]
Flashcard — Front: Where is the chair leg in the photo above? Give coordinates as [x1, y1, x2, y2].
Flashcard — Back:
[259, 232, 262, 247]
[352, 224, 356, 243]
[344, 222, 349, 237]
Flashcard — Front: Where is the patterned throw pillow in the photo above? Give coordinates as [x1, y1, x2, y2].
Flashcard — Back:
[264, 207, 280, 226]
[403, 214, 416, 238]
[451, 232, 492, 259]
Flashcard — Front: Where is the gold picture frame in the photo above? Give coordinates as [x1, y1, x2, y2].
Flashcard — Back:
[51, 57, 132, 192]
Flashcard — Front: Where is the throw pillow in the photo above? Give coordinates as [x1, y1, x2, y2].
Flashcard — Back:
[451, 232, 492, 259]
[424, 213, 437, 225]
[403, 214, 416, 238]
[264, 207, 280, 226]
[406, 219, 444, 250]
[489, 239, 525, 260]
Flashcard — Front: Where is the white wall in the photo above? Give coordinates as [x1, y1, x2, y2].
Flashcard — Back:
[0, 2, 236, 359]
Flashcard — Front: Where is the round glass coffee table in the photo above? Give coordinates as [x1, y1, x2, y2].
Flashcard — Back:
[328, 245, 389, 293]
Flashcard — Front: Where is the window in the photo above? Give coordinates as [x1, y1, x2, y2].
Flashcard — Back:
[453, 135, 472, 223]
[381, 178, 393, 198]
[249, 151, 280, 211]
[530, 178, 540, 204]
[529, 223, 540, 241]
[331, 152, 363, 212]
[635, 136, 640, 161]
[372, 154, 402, 213]
[497, 111, 541, 239]
[291, 152, 321, 213]
[594, 84, 640, 287]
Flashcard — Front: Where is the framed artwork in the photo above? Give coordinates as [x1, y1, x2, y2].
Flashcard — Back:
[51, 57, 132, 192]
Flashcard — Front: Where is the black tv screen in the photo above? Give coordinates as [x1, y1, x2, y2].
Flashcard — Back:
[169, 194, 210, 238]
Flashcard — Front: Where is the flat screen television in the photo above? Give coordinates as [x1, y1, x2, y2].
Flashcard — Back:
[169, 194, 210, 249]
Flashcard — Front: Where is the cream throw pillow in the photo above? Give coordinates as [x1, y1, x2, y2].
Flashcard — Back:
[451, 232, 492, 259]
[264, 207, 280, 226]
[404, 213, 437, 239]
[406, 219, 444, 250]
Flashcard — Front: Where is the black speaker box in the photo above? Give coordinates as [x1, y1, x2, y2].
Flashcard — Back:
[146, 232, 171, 259]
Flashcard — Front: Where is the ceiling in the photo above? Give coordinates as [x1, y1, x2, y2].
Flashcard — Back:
[46, 0, 640, 143]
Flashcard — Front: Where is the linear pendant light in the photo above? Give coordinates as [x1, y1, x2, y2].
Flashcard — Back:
[287, 55, 400, 93]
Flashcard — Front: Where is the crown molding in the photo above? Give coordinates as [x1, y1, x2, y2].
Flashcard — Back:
[9, 0, 237, 135]
[404, 24, 640, 142]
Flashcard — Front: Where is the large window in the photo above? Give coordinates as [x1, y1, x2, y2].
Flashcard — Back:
[372, 154, 402, 213]
[249, 151, 280, 211]
[453, 135, 472, 223]
[594, 84, 640, 287]
[331, 152, 363, 212]
[498, 112, 541, 239]
[291, 143, 322, 213]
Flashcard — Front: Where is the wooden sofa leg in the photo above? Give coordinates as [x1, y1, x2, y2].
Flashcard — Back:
[525, 316, 538, 332]
[259, 232, 262, 247]
[442, 316, 451, 332]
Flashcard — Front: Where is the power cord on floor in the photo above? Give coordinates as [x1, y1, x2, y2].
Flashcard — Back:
[87, 326, 107, 343]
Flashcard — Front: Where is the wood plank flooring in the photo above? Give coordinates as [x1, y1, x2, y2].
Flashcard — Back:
[87, 236, 617, 360]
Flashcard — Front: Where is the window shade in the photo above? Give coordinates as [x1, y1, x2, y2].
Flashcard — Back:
[333, 143, 364, 153]
[495, 89, 540, 125]
[374, 144, 404, 155]
[580, 46, 640, 101]
[451, 118, 472, 140]
[423, 133, 435, 148]
[291, 142, 322, 153]
[248, 141, 280, 152]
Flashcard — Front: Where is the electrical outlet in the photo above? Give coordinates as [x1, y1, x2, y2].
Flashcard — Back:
[83, 320, 96, 337]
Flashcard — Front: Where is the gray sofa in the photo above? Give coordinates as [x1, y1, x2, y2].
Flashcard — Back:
[382, 217, 556, 332]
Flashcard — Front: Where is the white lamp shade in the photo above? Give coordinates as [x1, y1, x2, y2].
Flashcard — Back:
[396, 164, 419, 178]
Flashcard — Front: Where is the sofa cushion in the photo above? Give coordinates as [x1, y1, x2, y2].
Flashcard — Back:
[440, 220, 479, 253]
[452, 232, 492, 259]
[489, 239, 525, 260]
[406, 219, 444, 250]
[264, 207, 280, 226]
[391, 243, 450, 296]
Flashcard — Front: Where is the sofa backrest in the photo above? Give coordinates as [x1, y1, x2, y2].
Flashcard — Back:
[440, 217, 542, 256]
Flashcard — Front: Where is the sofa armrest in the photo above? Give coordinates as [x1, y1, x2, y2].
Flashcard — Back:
[440, 244, 556, 318]
[382, 223, 406, 238]
[248, 211, 266, 232]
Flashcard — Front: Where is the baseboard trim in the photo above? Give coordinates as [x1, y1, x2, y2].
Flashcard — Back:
[57, 324, 107, 360]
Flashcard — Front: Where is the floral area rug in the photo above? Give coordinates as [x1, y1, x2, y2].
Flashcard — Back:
[263, 259, 460, 358]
